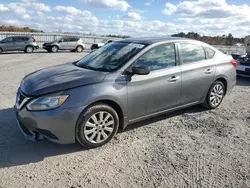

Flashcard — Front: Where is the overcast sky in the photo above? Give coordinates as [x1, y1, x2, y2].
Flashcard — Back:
[0, 0, 250, 37]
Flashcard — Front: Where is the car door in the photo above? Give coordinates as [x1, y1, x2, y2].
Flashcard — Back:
[59, 38, 67, 49]
[127, 43, 181, 121]
[178, 42, 216, 105]
[61, 38, 74, 50]
[67, 38, 78, 50]
[1, 37, 14, 51]
[13, 37, 26, 51]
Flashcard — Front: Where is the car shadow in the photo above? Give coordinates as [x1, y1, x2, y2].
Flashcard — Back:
[121, 105, 206, 133]
[237, 76, 250, 86]
[0, 105, 206, 168]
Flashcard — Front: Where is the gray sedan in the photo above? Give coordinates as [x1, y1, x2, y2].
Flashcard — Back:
[15, 37, 236, 148]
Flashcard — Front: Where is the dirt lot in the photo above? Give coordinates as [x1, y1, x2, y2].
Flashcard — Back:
[0, 51, 250, 188]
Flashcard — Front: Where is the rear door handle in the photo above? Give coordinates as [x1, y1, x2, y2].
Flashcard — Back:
[168, 76, 180, 82]
[205, 69, 214, 74]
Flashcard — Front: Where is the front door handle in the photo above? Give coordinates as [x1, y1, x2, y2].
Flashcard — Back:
[168, 76, 180, 82]
[205, 69, 214, 74]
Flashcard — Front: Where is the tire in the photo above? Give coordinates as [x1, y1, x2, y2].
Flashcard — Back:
[51, 46, 59, 53]
[76, 103, 119, 148]
[25, 46, 34, 53]
[203, 81, 225, 109]
[76, 46, 83, 53]
[0, 48, 3, 53]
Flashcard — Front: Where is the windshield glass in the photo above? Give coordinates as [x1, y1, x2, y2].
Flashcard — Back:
[75, 42, 146, 72]
[101, 39, 108, 43]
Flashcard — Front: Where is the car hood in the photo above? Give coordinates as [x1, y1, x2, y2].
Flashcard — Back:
[20, 62, 107, 96]
[43, 41, 56, 45]
[98, 43, 105, 47]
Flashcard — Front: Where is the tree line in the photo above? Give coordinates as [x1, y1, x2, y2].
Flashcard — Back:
[171, 32, 245, 46]
[0, 25, 246, 46]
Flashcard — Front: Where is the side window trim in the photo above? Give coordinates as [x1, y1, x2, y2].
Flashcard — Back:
[127, 42, 178, 72]
[177, 42, 206, 65]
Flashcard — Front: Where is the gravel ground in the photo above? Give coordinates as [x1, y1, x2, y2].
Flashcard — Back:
[0, 51, 250, 188]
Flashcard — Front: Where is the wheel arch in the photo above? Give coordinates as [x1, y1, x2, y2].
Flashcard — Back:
[76, 45, 85, 50]
[25, 45, 34, 49]
[214, 77, 228, 94]
[80, 99, 125, 129]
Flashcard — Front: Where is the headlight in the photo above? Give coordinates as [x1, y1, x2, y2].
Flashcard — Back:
[27, 95, 68, 111]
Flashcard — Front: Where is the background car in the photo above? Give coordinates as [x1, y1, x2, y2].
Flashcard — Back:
[43, 37, 85, 53]
[90, 39, 113, 50]
[236, 54, 250, 77]
[0, 36, 39, 53]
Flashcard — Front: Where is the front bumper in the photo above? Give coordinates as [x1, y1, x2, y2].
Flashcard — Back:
[15, 105, 84, 144]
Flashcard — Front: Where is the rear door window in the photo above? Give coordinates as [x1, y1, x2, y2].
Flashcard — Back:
[179, 43, 205, 64]
[13, 37, 25, 42]
[69, 38, 79, 42]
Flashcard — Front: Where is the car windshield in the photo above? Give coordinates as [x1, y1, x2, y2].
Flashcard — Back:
[75, 42, 146, 72]
[101, 39, 108, 43]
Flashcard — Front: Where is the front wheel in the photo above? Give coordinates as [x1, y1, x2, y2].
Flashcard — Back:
[203, 81, 225, 109]
[76, 103, 119, 148]
[51, 46, 59, 53]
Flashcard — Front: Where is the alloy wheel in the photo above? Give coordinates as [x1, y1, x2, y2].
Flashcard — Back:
[210, 84, 224, 107]
[26, 47, 33, 53]
[84, 111, 115, 144]
[51, 46, 58, 53]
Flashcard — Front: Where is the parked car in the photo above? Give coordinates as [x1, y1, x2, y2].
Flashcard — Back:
[0, 36, 39, 53]
[15, 37, 236, 148]
[90, 39, 113, 50]
[236, 54, 250, 77]
[43, 37, 85, 53]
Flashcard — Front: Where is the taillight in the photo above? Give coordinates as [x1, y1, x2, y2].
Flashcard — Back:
[230, 59, 237, 68]
[33, 38, 36, 42]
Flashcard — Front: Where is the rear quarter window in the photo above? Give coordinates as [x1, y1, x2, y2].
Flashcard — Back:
[205, 47, 216, 59]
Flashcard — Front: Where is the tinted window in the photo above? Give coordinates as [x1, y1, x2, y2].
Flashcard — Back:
[134, 43, 176, 71]
[13, 37, 26, 42]
[2, 37, 13, 43]
[70, 38, 79, 42]
[205, 47, 215, 59]
[179, 43, 205, 64]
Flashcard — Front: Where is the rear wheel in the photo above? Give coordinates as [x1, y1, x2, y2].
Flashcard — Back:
[76, 46, 83, 53]
[203, 81, 225, 109]
[25, 46, 34, 53]
[76, 103, 119, 148]
[0, 48, 3, 53]
[51, 46, 59, 53]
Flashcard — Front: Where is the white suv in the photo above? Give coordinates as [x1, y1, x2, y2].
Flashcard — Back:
[43, 37, 85, 53]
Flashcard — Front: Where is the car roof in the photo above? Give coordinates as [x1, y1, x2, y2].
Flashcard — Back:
[116, 37, 194, 45]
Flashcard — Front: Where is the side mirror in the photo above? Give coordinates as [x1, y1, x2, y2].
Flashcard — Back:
[132, 65, 150, 75]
